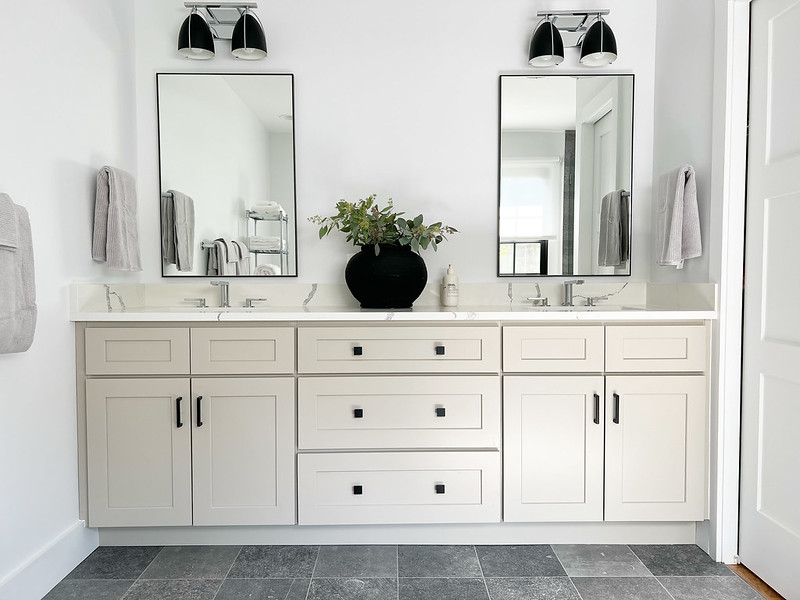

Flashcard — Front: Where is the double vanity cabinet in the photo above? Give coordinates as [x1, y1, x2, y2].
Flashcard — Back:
[75, 316, 709, 537]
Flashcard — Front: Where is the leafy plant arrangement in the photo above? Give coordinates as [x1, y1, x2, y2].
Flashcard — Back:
[309, 194, 458, 255]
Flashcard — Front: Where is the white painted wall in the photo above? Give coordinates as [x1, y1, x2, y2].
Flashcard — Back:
[651, 0, 716, 283]
[134, 0, 658, 283]
[0, 1, 137, 598]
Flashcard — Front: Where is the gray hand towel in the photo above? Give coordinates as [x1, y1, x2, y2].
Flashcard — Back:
[0, 200, 37, 354]
[161, 193, 176, 264]
[657, 165, 701, 269]
[232, 240, 250, 275]
[92, 166, 142, 271]
[169, 190, 195, 272]
[598, 190, 630, 267]
[0, 193, 19, 249]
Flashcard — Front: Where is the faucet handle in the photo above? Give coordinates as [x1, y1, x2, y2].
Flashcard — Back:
[245, 298, 268, 308]
[183, 297, 207, 308]
[526, 296, 549, 307]
[585, 296, 607, 307]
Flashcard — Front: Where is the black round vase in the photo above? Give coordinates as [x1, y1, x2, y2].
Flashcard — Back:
[345, 244, 428, 309]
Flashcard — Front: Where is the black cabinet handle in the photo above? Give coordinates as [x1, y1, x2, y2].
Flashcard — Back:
[435, 345, 446, 356]
[613, 393, 620, 424]
[594, 394, 600, 425]
[435, 484, 446, 494]
[353, 346, 363, 356]
[353, 485, 363, 495]
[197, 396, 203, 427]
[176, 397, 183, 428]
[353, 408, 364, 419]
[435, 407, 446, 418]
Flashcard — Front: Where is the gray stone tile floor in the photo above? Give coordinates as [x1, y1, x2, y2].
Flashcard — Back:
[43, 544, 765, 600]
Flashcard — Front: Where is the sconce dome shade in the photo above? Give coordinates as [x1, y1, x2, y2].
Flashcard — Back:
[231, 12, 267, 60]
[580, 18, 618, 66]
[529, 19, 564, 67]
[178, 11, 215, 60]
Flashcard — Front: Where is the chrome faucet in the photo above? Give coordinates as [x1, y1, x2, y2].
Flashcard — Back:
[562, 279, 585, 307]
[210, 280, 230, 308]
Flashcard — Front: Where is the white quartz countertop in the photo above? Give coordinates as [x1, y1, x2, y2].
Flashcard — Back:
[70, 305, 716, 323]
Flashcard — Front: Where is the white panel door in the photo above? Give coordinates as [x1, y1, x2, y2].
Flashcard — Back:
[740, 1, 800, 597]
[504, 376, 605, 522]
[605, 375, 707, 522]
[191, 377, 296, 526]
[86, 378, 192, 527]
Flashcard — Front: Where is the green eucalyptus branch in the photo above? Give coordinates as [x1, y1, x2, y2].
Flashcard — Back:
[309, 194, 458, 255]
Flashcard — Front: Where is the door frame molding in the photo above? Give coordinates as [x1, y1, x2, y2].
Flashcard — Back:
[707, 0, 751, 564]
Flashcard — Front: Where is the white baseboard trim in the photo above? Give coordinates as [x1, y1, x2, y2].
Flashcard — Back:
[0, 521, 98, 600]
[98, 521, 696, 547]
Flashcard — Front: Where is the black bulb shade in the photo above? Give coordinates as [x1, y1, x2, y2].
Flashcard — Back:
[580, 18, 618, 66]
[177, 11, 215, 60]
[529, 19, 564, 67]
[231, 12, 267, 60]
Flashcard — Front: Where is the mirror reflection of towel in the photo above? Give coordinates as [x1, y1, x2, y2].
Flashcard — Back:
[161, 190, 195, 272]
[598, 190, 630, 267]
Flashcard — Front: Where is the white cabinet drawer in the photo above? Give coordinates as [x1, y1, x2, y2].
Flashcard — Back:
[298, 376, 500, 450]
[297, 452, 501, 525]
[297, 326, 500, 374]
[503, 326, 605, 373]
[190, 327, 294, 375]
[606, 325, 707, 372]
[85, 327, 190, 375]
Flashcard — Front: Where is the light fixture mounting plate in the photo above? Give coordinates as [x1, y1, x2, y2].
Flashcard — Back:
[184, 1, 258, 40]
[537, 9, 611, 48]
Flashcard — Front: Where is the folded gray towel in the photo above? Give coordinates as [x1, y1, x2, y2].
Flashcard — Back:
[92, 166, 142, 271]
[657, 165, 701, 269]
[232, 240, 250, 275]
[169, 190, 195, 272]
[0, 199, 37, 354]
[598, 190, 630, 267]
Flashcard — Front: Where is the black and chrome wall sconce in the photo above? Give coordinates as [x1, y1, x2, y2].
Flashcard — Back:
[178, 1, 267, 60]
[529, 10, 617, 67]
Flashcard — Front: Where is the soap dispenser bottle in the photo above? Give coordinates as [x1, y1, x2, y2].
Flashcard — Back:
[441, 264, 459, 307]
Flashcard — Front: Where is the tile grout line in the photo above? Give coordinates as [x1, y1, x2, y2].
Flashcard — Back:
[473, 545, 493, 600]
[396, 545, 400, 600]
[304, 545, 321, 600]
[654, 576, 679, 600]
[120, 545, 167, 599]
[551, 544, 587, 600]
[210, 545, 243, 600]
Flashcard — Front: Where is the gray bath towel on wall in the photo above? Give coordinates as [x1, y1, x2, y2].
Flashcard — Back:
[657, 165, 702, 269]
[598, 190, 630, 267]
[92, 166, 142, 271]
[0, 194, 37, 354]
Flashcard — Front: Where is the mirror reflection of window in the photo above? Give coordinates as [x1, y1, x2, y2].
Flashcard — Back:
[498, 75, 633, 277]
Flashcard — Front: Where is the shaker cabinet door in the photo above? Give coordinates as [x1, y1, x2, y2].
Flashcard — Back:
[604, 375, 707, 521]
[86, 378, 192, 527]
[504, 376, 605, 522]
[191, 377, 296, 526]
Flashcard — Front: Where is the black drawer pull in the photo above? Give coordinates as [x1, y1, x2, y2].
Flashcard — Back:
[176, 397, 183, 428]
[613, 393, 620, 424]
[353, 408, 364, 419]
[593, 393, 600, 425]
[435, 345, 446, 356]
[435, 407, 446, 418]
[353, 346, 363, 356]
[197, 396, 203, 427]
[435, 484, 446, 494]
[353, 485, 363, 495]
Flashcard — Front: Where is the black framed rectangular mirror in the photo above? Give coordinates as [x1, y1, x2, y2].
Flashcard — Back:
[157, 73, 297, 277]
[498, 74, 634, 277]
